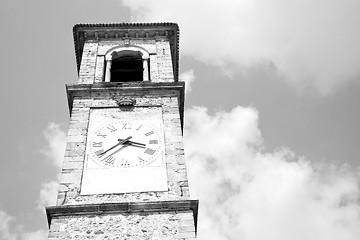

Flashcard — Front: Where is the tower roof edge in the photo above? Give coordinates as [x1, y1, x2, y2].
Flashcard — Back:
[73, 22, 180, 81]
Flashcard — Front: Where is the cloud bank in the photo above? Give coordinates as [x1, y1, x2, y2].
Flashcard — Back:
[40, 122, 67, 169]
[0, 122, 66, 240]
[38, 122, 67, 209]
[122, 0, 360, 95]
[37, 181, 59, 209]
[0, 210, 47, 240]
[184, 106, 360, 240]
[179, 69, 196, 94]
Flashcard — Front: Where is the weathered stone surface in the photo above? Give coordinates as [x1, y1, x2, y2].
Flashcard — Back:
[57, 91, 191, 206]
[76, 36, 174, 84]
[78, 41, 98, 84]
[94, 56, 105, 83]
[48, 210, 196, 240]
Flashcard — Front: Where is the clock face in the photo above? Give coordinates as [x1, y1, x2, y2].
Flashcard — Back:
[88, 120, 162, 168]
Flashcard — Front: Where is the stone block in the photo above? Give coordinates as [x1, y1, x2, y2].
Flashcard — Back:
[61, 161, 83, 170]
[60, 169, 82, 184]
[94, 56, 105, 82]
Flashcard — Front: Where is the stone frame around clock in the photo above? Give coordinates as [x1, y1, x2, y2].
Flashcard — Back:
[56, 82, 188, 206]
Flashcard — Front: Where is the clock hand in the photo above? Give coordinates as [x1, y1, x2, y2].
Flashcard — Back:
[117, 138, 146, 147]
[123, 141, 146, 149]
[98, 136, 132, 156]
[107, 139, 146, 158]
[109, 143, 131, 156]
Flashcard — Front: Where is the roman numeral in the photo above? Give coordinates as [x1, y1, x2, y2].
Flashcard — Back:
[122, 123, 131, 129]
[144, 148, 156, 155]
[145, 131, 154, 136]
[92, 142, 102, 147]
[138, 157, 145, 163]
[102, 155, 115, 165]
[149, 140, 158, 144]
[107, 125, 117, 132]
[97, 132, 107, 138]
[121, 159, 130, 167]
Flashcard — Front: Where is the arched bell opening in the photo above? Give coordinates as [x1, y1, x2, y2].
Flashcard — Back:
[104, 46, 150, 83]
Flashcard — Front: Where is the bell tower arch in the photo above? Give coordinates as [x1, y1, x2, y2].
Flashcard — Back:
[104, 45, 150, 82]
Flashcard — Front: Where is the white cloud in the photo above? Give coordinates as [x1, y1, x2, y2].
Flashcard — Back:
[179, 69, 196, 94]
[38, 181, 59, 209]
[184, 106, 360, 240]
[40, 122, 67, 168]
[38, 122, 67, 208]
[21, 230, 48, 240]
[122, 0, 360, 95]
[0, 122, 67, 240]
[0, 210, 47, 240]
[0, 210, 17, 240]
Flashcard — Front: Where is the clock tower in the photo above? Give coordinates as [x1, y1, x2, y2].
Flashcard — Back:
[46, 23, 198, 239]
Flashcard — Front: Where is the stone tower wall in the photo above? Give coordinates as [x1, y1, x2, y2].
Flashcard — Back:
[58, 87, 189, 206]
[47, 23, 197, 239]
[48, 210, 196, 239]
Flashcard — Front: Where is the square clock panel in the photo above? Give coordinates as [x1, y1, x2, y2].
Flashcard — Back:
[80, 107, 167, 195]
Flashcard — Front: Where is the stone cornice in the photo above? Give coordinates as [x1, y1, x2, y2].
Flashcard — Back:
[66, 81, 185, 130]
[73, 23, 180, 81]
[46, 200, 199, 231]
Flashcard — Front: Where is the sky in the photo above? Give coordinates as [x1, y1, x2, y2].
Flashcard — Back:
[0, 0, 360, 239]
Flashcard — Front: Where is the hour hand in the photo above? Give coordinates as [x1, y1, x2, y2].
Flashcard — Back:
[124, 141, 146, 148]
[118, 138, 146, 148]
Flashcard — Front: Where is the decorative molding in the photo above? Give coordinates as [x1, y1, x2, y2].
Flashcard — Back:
[66, 82, 185, 129]
[116, 97, 136, 106]
[105, 45, 150, 61]
[46, 200, 199, 231]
